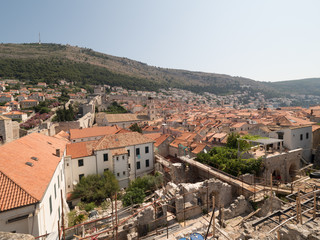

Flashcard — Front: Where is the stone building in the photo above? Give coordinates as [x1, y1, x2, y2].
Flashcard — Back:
[0, 116, 19, 144]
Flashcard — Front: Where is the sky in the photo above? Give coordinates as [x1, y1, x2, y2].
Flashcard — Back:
[1, 0, 320, 82]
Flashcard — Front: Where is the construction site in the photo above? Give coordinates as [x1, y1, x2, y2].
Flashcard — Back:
[40, 146, 320, 240]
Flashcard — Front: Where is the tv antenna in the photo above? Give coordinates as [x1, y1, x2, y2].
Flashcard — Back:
[38, 32, 41, 45]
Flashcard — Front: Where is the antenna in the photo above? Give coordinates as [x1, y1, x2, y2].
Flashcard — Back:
[39, 32, 41, 45]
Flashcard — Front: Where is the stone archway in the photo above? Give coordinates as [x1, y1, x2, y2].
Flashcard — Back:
[272, 169, 282, 182]
[289, 163, 298, 181]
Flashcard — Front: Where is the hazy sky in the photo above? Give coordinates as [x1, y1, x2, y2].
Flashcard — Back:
[1, 0, 320, 82]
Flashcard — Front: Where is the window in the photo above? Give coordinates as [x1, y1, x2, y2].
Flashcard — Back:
[127, 150, 130, 156]
[117, 173, 120, 177]
[123, 171, 126, 176]
[300, 134, 303, 141]
[54, 184, 57, 199]
[103, 153, 108, 162]
[137, 161, 141, 170]
[145, 146, 149, 154]
[78, 159, 84, 167]
[79, 174, 84, 181]
[116, 157, 119, 161]
[136, 148, 140, 156]
[57, 175, 60, 189]
[128, 163, 131, 169]
[7, 215, 29, 224]
[104, 168, 109, 172]
[306, 133, 309, 139]
[122, 155, 125, 160]
[146, 159, 150, 168]
[49, 196, 52, 214]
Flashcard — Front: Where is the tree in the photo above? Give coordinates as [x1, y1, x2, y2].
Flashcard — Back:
[129, 123, 142, 133]
[72, 170, 119, 204]
[122, 187, 145, 207]
[104, 170, 120, 198]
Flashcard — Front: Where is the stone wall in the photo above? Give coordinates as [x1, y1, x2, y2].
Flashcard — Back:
[55, 121, 80, 134]
[0, 232, 34, 240]
[157, 179, 233, 221]
[262, 148, 302, 183]
[223, 195, 253, 220]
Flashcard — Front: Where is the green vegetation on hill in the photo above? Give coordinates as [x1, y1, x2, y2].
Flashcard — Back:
[269, 78, 320, 96]
[104, 101, 128, 114]
[0, 43, 319, 97]
[0, 58, 164, 92]
[0, 43, 280, 96]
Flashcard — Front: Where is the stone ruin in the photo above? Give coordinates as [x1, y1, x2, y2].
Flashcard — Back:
[156, 178, 233, 221]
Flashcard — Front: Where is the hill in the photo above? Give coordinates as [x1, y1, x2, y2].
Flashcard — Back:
[0, 43, 280, 96]
[0, 43, 318, 97]
[269, 78, 320, 96]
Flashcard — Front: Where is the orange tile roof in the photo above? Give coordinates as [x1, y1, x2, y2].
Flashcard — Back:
[0, 133, 67, 210]
[54, 130, 70, 141]
[112, 148, 128, 156]
[191, 143, 207, 154]
[21, 99, 38, 102]
[66, 141, 96, 158]
[94, 132, 154, 150]
[154, 134, 172, 147]
[144, 132, 162, 141]
[0, 171, 38, 211]
[70, 126, 121, 140]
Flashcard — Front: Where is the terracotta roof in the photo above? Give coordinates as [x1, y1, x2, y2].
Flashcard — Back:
[0, 116, 11, 120]
[191, 143, 207, 154]
[154, 134, 172, 147]
[54, 130, 70, 141]
[70, 126, 121, 140]
[105, 113, 140, 123]
[66, 141, 96, 159]
[0, 171, 38, 211]
[169, 139, 188, 148]
[94, 132, 154, 150]
[111, 148, 128, 156]
[144, 132, 162, 141]
[21, 99, 38, 102]
[0, 133, 66, 210]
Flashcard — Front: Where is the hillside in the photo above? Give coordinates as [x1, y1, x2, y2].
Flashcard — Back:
[0, 43, 317, 97]
[269, 78, 320, 96]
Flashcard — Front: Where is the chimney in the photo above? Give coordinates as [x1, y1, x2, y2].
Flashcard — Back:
[56, 149, 61, 157]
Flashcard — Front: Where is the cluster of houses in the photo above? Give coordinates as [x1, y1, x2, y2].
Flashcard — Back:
[2, 84, 320, 238]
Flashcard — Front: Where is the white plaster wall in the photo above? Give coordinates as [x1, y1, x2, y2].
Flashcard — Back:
[36, 157, 66, 236]
[96, 149, 113, 175]
[65, 155, 96, 192]
[113, 154, 129, 188]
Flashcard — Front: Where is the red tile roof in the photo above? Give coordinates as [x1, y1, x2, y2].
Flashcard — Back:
[0, 171, 38, 211]
[94, 132, 154, 150]
[66, 141, 96, 159]
[70, 126, 121, 140]
[0, 133, 67, 209]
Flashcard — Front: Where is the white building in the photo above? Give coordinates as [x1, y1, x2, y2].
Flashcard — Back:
[269, 126, 312, 161]
[65, 132, 155, 189]
[0, 133, 68, 237]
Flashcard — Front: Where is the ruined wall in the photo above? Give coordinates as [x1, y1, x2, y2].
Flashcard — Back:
[262, 148, 302, 183]
[175, 179, 233, 221]
[223, 195, 253, 220]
